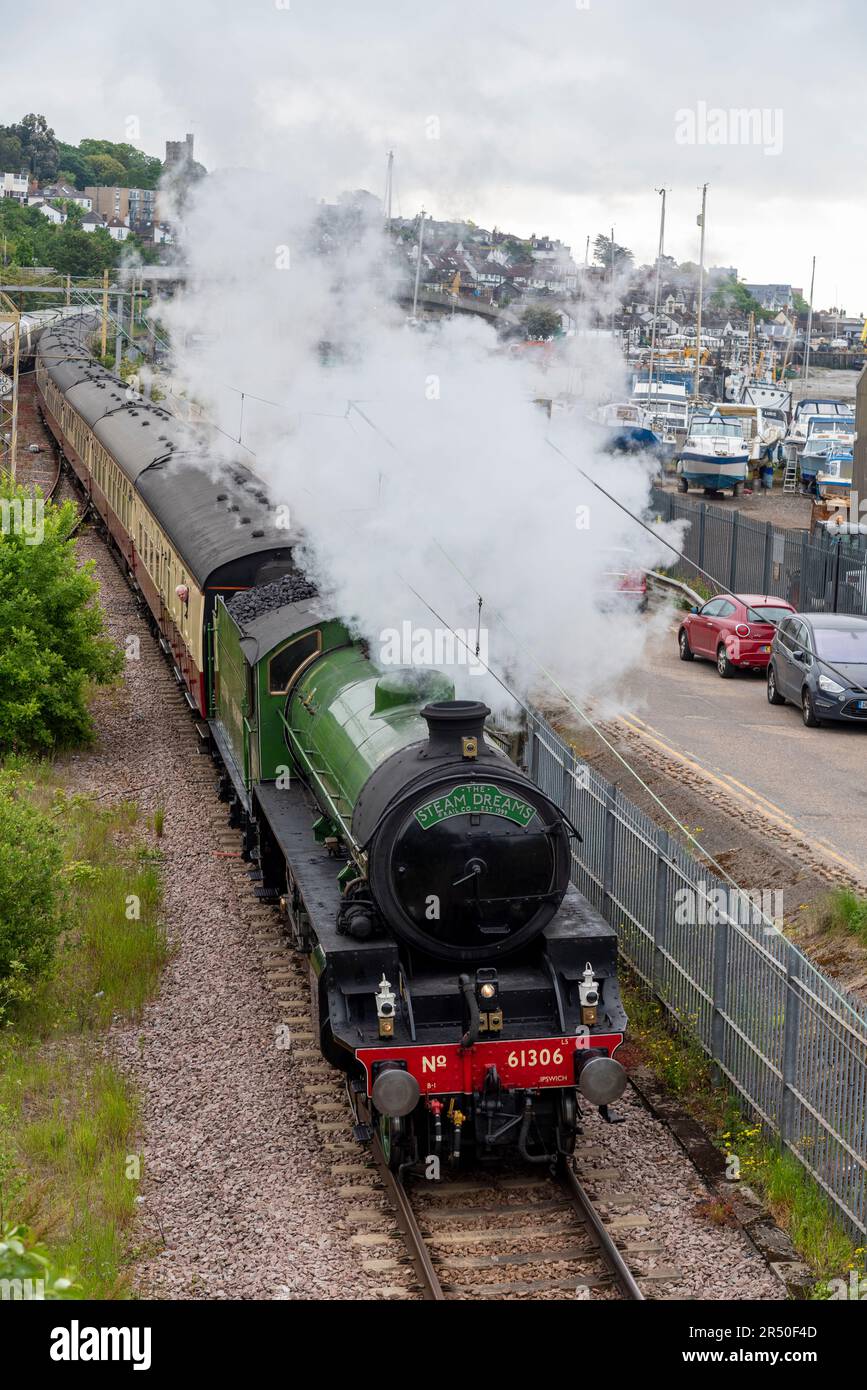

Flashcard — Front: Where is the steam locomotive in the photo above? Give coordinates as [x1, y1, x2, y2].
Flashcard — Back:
[34, 321, 627, 1171]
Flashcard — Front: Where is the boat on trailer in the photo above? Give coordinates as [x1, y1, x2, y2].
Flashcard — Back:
[676, 409, 750, 496]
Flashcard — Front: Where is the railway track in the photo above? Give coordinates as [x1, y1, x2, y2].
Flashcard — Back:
[10, 370, 687, 1303]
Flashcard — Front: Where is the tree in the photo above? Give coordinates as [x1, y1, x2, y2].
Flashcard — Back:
[593, 234, 633, 271]
[13, 113, 59, 182]
[87, 153, 127, 186]
[710, 276, 772, 320]
[0, 130, 23, 172]
[520, 306, 562, 340]
[792, 291, 810, 315]
[0, 480, 122, 752]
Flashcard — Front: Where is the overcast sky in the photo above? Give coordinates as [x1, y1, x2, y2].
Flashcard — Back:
[5, 0, 866, 309]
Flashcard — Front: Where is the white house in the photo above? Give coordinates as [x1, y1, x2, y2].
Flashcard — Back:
[1, 172, 28, 203]
[80, 212, 104, 234]
[106, 218, 131, 242]
[38, 202, 66, 226]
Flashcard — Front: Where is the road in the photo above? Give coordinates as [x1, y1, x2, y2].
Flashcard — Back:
[617, 621, 867, 883]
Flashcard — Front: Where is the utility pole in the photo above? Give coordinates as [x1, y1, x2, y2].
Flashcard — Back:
[648, 187, 667, 403]
[114, 289, 124, 372]
[803, 255, 816, 382]
[411, 208, 426, 320]
[610, 224, 616, 333]
[383, 149, 394, 232]
[101, 267, 109, 359]
[693, 183, 708, 399]
[65, 274, 71, 307]
[0, 291, 21, 482]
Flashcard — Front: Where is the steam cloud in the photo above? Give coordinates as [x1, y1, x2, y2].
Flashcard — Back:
[152, 168, 684, 717]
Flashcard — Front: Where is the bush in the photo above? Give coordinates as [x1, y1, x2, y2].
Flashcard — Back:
[0, 1223, 77, 1299]
[0, 480, 122, 751]
[0, 768, 64, 1018]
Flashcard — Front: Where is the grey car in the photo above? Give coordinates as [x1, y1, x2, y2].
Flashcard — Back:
[767, 613, 867, 726]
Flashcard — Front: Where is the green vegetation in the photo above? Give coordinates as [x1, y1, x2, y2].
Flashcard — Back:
[0, 197, 156, 275]
[0, 113, 164, 191]
[0, 1224, 78, 1298]
[808, 887, 867, 949]
[593, 232, 633, 270]
[0, 766, 168, 1297]
[519, 305, 563, 340]
[710, 275, 773, 321]
[0, 765, 64, 1021]
[0, 480, 123, 752]
[623, 974, 863, 1287]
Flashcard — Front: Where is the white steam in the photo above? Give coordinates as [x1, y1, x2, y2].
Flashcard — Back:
[155, 168, 684, 716]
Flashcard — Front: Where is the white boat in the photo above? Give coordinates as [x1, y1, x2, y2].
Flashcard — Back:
[798, 415, 856, 491]
[784, 398, 854, 453]
[630, 374, 691, 459]
[676, 410, 750, 496]
[816, 448, 854, 499]
[588, 401, 663, 453]
[705, 402, 788, 462]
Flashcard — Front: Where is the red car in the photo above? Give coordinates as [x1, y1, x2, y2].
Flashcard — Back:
[678, 594, 795, 677]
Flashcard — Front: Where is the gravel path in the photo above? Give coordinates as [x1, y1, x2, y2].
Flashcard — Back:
[59, 516, 368, 1300]
[580, 1089, 783, 1301]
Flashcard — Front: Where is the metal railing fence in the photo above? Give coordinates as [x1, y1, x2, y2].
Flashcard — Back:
[518, 706, 867, 1240]
[650, 487, 867, 616]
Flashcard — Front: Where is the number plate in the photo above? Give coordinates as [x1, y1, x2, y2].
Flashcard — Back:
[760, 644, 771, 653]
[857, 700, 867, 711]
[357, 1032, 624, 1096]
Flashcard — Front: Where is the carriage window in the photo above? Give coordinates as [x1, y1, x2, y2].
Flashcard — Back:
[268, 631, 321, 694]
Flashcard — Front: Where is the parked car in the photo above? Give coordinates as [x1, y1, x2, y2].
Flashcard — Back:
[767, 613, 867, 726]
[678, 594, 795, 676]
[599, 548, 648, 611]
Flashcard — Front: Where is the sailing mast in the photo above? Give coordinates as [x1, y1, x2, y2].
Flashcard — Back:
[383, 149, 394, 232]
[411, 207, 426, 320]
[803, 255, 816, 382]
[648, 187, 667, 405]
[693, 183, 708, 399]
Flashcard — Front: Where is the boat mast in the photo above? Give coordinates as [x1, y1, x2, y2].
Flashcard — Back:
[648, 186, 667, 404]
[383, 149, 394, 232]
[411, 207, 426, 319]
[693, 182, 708, 400]
[803, 255, 816, 382]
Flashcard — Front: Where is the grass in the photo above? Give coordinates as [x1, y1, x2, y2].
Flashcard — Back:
[0, 761, 169, 1297]
[621, 970, 864, 1291]
[807, 887, 867, 950]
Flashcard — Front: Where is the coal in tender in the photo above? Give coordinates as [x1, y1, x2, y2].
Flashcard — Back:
[227, 573, 319, 625]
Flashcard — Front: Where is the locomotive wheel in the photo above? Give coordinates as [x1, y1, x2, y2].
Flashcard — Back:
[556, 1090, 578, 1156]
[378, 1112, 409, 1171]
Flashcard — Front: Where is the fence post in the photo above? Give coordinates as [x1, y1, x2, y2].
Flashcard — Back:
[729, 510, 739, 591]
[780, 942, 802, 1147]
[710, 895, 730, 1078]
[651, 827, 669, 996]
[528, 716, 540, 784]
[600, 785, 617, 924]
[800, 530, 809, 610]
[698, 502, 706, 574]
[763, 521, 773, 594]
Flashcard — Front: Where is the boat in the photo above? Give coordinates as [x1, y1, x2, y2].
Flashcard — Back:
[588, 401, 663, 454]
[798, 415, 856, 493]
[630, 372, 692, 460]
[784, 398, 854, 457]
[816, 447, 854, 500]
[676, 409, 750, 496]
[706, 402, 788, 463]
